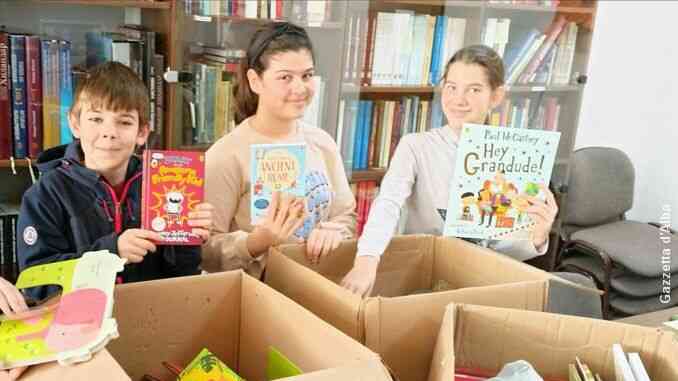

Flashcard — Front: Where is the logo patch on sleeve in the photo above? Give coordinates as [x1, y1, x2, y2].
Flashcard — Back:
[23, 226, 38, 246]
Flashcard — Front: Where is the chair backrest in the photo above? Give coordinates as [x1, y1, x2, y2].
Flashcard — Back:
[564, 147, 634, 227]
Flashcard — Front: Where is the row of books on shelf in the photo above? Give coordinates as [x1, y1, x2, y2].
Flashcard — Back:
[500, 15, 579, 85]
[344, 11, 466, 87]
[0, 33, 72, 160]
[85, 26, 165, 148]
[351, 180, 378, 237]
[185, 0, 334, 25]
[0, 25, 165, 161]
[0, 204, 19, 283]
[337, 96, 443, 172]
[488, 96, 561, 131]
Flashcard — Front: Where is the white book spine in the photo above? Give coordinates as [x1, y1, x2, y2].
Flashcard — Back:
[628, 353, 651, 381]
[612, 344, 637, 381]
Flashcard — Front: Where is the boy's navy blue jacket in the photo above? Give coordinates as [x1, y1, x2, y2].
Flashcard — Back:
[18, 141, 201, 300]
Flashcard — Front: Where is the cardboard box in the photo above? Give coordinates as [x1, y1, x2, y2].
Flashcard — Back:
[266, 235, 601, 381]
[22, 271, 392, 381]
[20, 350, 129, 381]
[429, 304, 678, 381]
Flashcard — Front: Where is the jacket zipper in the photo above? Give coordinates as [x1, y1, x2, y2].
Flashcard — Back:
[101, 172, 142, 234]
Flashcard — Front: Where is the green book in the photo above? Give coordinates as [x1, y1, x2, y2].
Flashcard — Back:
[267, 346, 302, 380]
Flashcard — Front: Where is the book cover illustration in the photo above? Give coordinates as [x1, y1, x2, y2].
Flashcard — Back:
[142, 150, 205, 245]
[0, 250, 124, 369]
[250, 143, 306, 225]
[177, 348, 243, 381]
[443, 124, 561, 240]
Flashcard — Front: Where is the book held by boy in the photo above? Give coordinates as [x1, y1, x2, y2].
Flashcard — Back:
[443, 124, 560, 240]
[250, 143, 306, 225]
[141, 150, 205, 245]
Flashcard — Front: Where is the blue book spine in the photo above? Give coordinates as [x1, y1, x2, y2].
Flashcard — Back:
[352, 101, 364, 170]
[429, 16, 444, 86]
[344, 100, 359, 171]
[505, 29, 540, 81]
[9, 35, 27, 159]
[361, 100, 373, 169]
[59, 41, 73, 145]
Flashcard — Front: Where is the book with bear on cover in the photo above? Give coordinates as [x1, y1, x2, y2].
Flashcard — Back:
[141, 150, 205, 245]
[443, 124, 560, 240]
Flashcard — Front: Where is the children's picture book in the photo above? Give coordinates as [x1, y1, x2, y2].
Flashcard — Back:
[0, 250, 124, 369]
[141, 150, 205, 245]
[443, 124, 561, 240]
[250, 143, 306, 225]
[177, 348, 243, 381]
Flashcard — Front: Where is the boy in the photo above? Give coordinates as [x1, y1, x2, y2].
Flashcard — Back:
[17, 62, 213, 300]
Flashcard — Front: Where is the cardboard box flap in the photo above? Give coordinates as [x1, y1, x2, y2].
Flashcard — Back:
[434, 237, 602, 296]
[433, 237, 550, 288]
[239, 275, 380, 380]
[21, 350, 130, 381]
[267, 246, 363, 340]
[280, 360, 393, 381]
[432, 304, 678, 381]
[275, 241, 356, 283]
[372, 235, 435, 296]
[109, 272, 242, 381]
[365, 281, 548, 381]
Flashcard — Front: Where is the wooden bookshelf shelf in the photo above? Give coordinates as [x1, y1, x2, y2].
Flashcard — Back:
[343, 85, 436, 95]
[346, 84, 581, 95]
[350, 169, 386, 183]
[191, 14, 343, 29]
[487, 4, 595, 14]
[31, 0, 171, 9]
[0, 159, 36, 169]
[506, 84, 583, 93]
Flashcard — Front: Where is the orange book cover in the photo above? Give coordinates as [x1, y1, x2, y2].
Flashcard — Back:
[141, 150, 205, 245]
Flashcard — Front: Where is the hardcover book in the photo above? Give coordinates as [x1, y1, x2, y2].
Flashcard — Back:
[141, 150, 205, 245]
[443, 124, 560, 240]
[250, 143, 306, 225]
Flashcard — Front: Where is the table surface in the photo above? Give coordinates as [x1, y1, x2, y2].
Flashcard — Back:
[615, 306, 678, 327]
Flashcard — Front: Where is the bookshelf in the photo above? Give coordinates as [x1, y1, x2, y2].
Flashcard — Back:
[339, 0, 597, 257]
[338, 0, 597, 190]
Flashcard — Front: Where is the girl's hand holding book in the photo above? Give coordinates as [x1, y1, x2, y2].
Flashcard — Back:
[525, 184, 558, 251]
[247, 192, 306, 256]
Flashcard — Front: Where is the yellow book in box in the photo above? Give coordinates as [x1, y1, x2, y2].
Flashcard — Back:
[178, 348, 243, 381]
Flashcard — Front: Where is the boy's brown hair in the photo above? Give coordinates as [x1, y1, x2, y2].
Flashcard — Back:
[70, 61, 150, 127]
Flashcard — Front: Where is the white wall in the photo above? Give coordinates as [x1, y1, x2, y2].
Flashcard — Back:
[577, 1, 678, 227]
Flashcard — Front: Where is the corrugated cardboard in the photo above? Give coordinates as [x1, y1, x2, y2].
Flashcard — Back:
[429, 304, 678, 381]
[266, 235, 600, 381]
[20, 349, 130, 381]
[103, 270, 390, 381]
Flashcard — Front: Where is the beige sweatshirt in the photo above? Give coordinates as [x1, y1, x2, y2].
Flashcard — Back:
[203, 118, 356, 278]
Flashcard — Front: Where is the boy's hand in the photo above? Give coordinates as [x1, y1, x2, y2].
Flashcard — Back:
[247, 192, 306, 256]
[306, 222, 344, 264]
[117, 229, 162, 263]
[188, 202, 214, 242]
[0, 277, 28, 316]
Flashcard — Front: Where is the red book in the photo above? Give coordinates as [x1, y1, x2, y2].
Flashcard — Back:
[25, 35, 43, 158]
[141, 150, 205, 245]
[0, 32, 11, 159]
